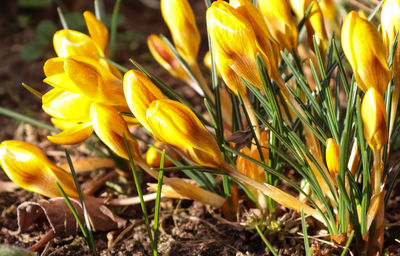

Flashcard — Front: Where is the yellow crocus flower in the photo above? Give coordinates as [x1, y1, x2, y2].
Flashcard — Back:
[341, 11, 391, 95]
[361, 88, 388, 151]
[146, 99, 224, 168]
[0, 141, 78, 198]
[325, 138, 340, 180]
[161, 0, 200, 63]
[207, 1, 264, 89]
[90, 103, 141, 160]
[123, 70, 165, 131]
[147, 34, 190, 81]
[258, 0, 298, 50]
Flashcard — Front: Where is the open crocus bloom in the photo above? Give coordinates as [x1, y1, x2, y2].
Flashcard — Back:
[42, 11, 129, 146]
[0, 140, 78, 198]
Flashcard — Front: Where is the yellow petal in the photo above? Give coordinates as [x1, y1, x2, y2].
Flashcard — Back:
[146, 99, 223, 168]
[161, 0, 201, 62]
[43, 73, 82, 94]
[123, 70, 165, 131]
[382, 0, 400, 50]
[83, 11, 109, 53]
[64, 56, 126, 106]
[325, 138, 340, 178]
[0, 140, 78, 198]
[258, 0, 298, 50]
[53, 29, 104, 59]
[341, 11, 391, 95]
[51, 118, 77, 130]
[361, 88, 388, 150]
[147, 34, 190, 81]
[207, 1, 263, 89]
[42, 88, 91, 122]
[43, 57, 66, 77]
[90, 103, 140, 160]
[47, 122, 93, 145]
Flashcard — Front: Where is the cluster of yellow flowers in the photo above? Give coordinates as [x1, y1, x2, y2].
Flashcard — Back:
[1, 0, 400, 253]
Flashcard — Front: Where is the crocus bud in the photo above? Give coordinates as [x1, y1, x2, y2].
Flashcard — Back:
[146, 99, 224, 168]
[161, 0, 201, 63]
[0, 141, 78, 198]
[230, 0, 280, 77]
[258, 0, 298, 50]
[123, 70, 165, 131]
[361, 88, 388, 151]
[90, 103, 141, 160]
[325, 138, 340, 180]
[207, 1, 264, 89]
[147, 34, 190, 81]
[146, 142, 180, 167]
[341, 11, 391, 95]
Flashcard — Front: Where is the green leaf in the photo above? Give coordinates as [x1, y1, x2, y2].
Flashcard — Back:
[20, 42, 43, 61]
[17, 0, 52, 8]
[35, 20, 57, 46]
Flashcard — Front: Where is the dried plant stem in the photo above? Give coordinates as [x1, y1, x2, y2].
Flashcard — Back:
[107, 193, 158, 206]
[83, 170, 119, 196]
[29, 229, 55, 251]
[221, 163, 324, 223]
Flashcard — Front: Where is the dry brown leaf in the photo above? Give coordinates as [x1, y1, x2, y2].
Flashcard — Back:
[0, 181, 19, 192]
[10, 196, 126, 237]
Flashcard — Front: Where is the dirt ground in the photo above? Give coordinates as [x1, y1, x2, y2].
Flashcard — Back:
[1, 0, 400, 255]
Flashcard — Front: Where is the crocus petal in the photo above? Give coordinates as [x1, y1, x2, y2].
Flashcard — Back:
[146, 142, 179, 168]
[258, 0, 298, 50]
[43, 57, 66, 77]
[341, 11, 391, 95]
[0, 140, 78, 198]
[42, 88, 91, 122]
[161, 0, 201, 62]
[64, 56, 126, 106]
[47, 122, 93, 145]
[123, 70, 165, 131]
[146, 99, 223, 168]
[53, 29, 104, 59]
[381, 0, 400, 50]
[90, 104, 141, 160]
[361, 88, 388, 151]
[83, 11, 109, 53]
[43, 73, 82, 94]
[50, 118, 78, 130]
[147, 34, 190, 81]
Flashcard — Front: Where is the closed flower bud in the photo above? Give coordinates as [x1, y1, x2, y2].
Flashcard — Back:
[161, 0, 201, 63]
[341, 11, 391, 95]
[258, 0, 298, 50]
[147, 34, 190, 81]
[325, 138, 340, 179]
[123, 70, 165, 131]
[90, 104, 141, 160]
[361, 88, 388, 151]
[146, 99, 224, 168]
[207, 1, 264, 89]
[0, 141, 78, 198]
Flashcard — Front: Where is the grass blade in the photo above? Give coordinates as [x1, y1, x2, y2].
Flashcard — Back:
[301, 210, 312, 256]
[255, 225, 278, 256]
[152, 150, 165, 255]
[110, 0, 122, 57]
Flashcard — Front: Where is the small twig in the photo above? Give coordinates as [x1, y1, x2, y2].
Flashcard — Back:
[83, 170, 119, 196]
[28, 229, 55, 252]
[106, 193, 159, 206]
